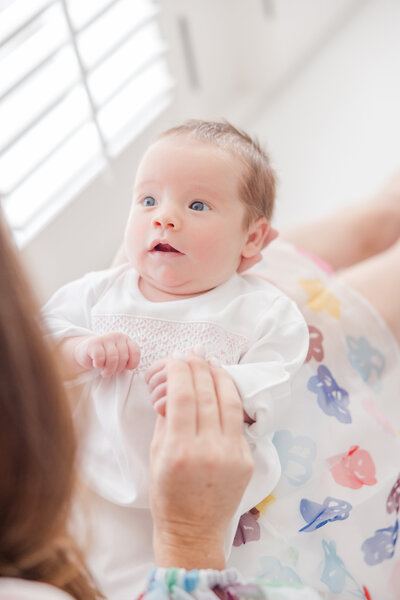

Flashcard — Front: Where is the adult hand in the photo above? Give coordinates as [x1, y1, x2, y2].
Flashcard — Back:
[149, 354, 254, 569]
[237, 226, 279, 273]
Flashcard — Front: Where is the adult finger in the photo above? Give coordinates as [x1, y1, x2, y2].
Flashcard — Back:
[150, 412, 166, 457]
[211, 366, 244, 438]
[188, 353, 221, 434]
[165, 358, 196, 437]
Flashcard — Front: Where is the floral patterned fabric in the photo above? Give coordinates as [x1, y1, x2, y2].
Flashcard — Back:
[227, 240, 400, 600]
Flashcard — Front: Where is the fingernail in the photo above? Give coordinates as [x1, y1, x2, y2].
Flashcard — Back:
[172, 351, 186, 360]
[209, 356, 221, 367]
[193, 345, 206, 357]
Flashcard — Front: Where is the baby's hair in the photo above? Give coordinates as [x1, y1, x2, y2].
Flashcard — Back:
[159, 119, 276, 226]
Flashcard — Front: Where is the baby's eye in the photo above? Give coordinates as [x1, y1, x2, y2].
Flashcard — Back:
[142, 196, 156, 207]
[189, 201, 210, 211]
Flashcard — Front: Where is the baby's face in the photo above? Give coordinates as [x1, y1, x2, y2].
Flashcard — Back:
[124, 135, 252, 300]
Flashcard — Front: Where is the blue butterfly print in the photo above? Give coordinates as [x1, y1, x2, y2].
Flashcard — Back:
[361, 519, 399, 565]
[257, 556, 302, 585]
[346, 336, 385, 389]
[273, 430, 317, 487]
[299, 496, 352, 532]
[308, 365, 351, 423]
[321, 540, 365, 597]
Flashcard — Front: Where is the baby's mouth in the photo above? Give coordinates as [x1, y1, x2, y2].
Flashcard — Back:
[152, 243, 183, 254]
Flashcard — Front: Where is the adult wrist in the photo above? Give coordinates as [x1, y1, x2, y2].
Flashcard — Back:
[153, 527, 226, 570]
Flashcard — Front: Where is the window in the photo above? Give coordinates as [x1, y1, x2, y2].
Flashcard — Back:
[0, 0, 173, 233]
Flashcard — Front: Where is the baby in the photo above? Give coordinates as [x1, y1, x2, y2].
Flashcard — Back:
[43, 120, 309, 563]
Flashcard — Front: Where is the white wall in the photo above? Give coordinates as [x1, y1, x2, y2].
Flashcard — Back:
[249, 0, 400, 230]
[20, 0, 399, 302]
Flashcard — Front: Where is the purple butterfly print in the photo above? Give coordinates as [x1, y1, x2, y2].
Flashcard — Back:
[305, 325, 324, 363]
[308, 365, 351, 423]
[387, 474, 400, 515]
[233, 508, 260, 546]
[219, 583, 266, 600]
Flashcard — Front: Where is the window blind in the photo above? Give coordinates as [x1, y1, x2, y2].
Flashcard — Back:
[0, 0, 173, 231]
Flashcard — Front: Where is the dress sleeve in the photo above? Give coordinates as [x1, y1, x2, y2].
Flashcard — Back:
[41, 269, 112, 341]
[141, 567, 322, 600]
[223, 295, 309, 437]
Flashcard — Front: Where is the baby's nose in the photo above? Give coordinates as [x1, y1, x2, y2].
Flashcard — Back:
[152, 212, 180, 230]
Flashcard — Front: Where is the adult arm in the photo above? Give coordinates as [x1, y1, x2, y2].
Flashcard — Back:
[147, 355, 322, 599]
[150, 354, 253, 569]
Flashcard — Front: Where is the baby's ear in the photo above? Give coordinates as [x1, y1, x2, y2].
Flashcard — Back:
[241, 217, 270, 259]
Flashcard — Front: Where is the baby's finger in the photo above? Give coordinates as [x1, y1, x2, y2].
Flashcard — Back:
[115, 338, 129, 373]
[102, 340, 119, 376]
[126, 340, 141, 370]
[90, 343, 106, 369]
[147, 368, 167, 393]
[211, 366, 243, 437]
[149, 382, 167, 406]
[145, 358, 167, 384]
[153, 397, 167, 416]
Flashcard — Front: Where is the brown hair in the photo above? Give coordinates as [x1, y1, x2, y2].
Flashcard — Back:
[159, 119, 276, 226]
[0, 214, 102, 599]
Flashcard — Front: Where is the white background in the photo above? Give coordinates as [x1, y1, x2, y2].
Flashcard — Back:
[18, 0, 400, 301]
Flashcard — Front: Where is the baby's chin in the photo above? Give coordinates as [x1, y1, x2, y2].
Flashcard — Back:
[138, 273, 220, 302]
[136, 261, 238, 300]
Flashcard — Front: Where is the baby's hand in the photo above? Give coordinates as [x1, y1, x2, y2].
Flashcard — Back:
[146, 357, 168, 414]
[146, 349, 206, 415]
[146, 352, 255, 423]
[74, 332, 140, 377]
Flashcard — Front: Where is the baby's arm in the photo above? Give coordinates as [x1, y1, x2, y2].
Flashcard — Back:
[57, 332, 140, 380]
[223, 296, 309, 434]
[42, 267, 142, 381]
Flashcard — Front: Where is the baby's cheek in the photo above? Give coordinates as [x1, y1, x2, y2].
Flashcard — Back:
[126, 219, 147, 258]
[196, 234, 234, 268]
